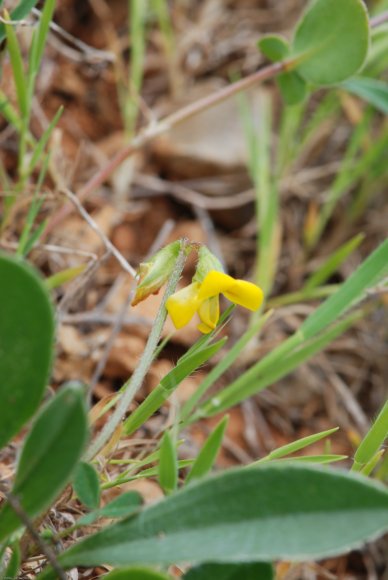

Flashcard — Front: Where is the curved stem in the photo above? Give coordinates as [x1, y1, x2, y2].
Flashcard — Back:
[84, 240, 189, 461]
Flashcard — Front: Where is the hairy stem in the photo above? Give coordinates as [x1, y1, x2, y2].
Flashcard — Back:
[84, 239, 189, 461]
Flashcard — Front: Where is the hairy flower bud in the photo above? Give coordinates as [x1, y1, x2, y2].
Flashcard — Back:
[132, 240, 181, 306]
[193, 245, 224, 283]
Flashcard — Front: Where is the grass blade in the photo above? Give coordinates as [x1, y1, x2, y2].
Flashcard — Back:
[254, 427, 339, 463]
[304, 233, 365, 291]
[124, 338, 227, 435]
[353, 400, 388, 471]
[186, 416, 228, 484]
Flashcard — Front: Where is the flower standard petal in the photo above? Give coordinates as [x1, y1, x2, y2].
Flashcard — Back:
[223, 280, 264, 311]
[198, 271, 236, 301]
[197, 296, 220, 334]
[166, 282, 201, 329]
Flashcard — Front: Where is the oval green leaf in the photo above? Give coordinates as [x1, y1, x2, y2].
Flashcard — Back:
[277, 71, 307, 106]
[39, 465, 388, 576]
[0, 253, 54, 449]
[73, 462, 101, 510]
[258, 35, 289, 62]
[0, 383, 88, 541]
[292, 0, 370, 85]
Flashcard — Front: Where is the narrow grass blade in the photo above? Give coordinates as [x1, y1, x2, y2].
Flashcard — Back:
[0, 92, 22, 131]
[109, 460, 193, 486]
[186, 416, 228, 484]
[304, 233, 365, 290]
[28, 0, 56, 76]
[27, 106, 63, 175]
[353, 400, 388, 471]
[240, 91, 279, 296]
[269, 455, 347, 465]
[196, 310, 361, 418]
[22, 219, 47, 256]
[17, 199, 46, 256]
[254, 427, 339, 464]
[307, 126, 388, 249]
[361, 450, 385, 477]
[45, 265, 87, 290]
[181, 311, 271, 422]
[125, 0, 148, 134]
[152, 0, 179, 95]
[300, 239, 388, 340]
[4, 13, 27, 117]
[124, 338, 227, 435]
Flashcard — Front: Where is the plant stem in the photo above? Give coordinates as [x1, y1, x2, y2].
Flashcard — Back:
[84, 240, 189, 461]
[0, 484, 66, 580]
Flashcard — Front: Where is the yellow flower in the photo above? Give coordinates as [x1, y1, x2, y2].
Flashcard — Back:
[166, 270, 264, 334]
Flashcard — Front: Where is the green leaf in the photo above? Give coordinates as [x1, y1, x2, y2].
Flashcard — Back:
[4, 12, 27, 117]
[300, 239, 388, 339]
[0, 383, 88, 542]
[0, 253, 54, 448]
[184, 562, 274, 580]
[27, 105, 63, 175]
[258, 34, 289, 61]
[269, 454, 347, 465]
[342, 77, 388, 114]
[292, 0, 370, 85]
[4, 0, 38, 23]
[254, 427, 339, 464]
[197, 310, 360, 417]
[158, 431, 178, 495]
[77, 491, 143, 526]
[304, 233, 365, 291]
[73, 462, 101, 510]
[0, 543, 21, 580]
[186, 416, 228, 484]
[277, 71, 307, 106]
[181, 313, 269, 422]
[353, 400, 388, 471]
[28, 0, 56, 77]
[124, 338, 227, 435]
[45, 264, 86, 290]
[39, 465, 388, 576]
[361, 450, 385, 477]
[103, 568, 171, 580]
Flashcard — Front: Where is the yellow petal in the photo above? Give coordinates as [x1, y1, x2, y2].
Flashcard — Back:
[197, 296, 219, 333]
[166, 282, 201, 329]
[197, 321, 214, 334]
[223, 280, 264, 311]
[198, 271, 235, 301]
